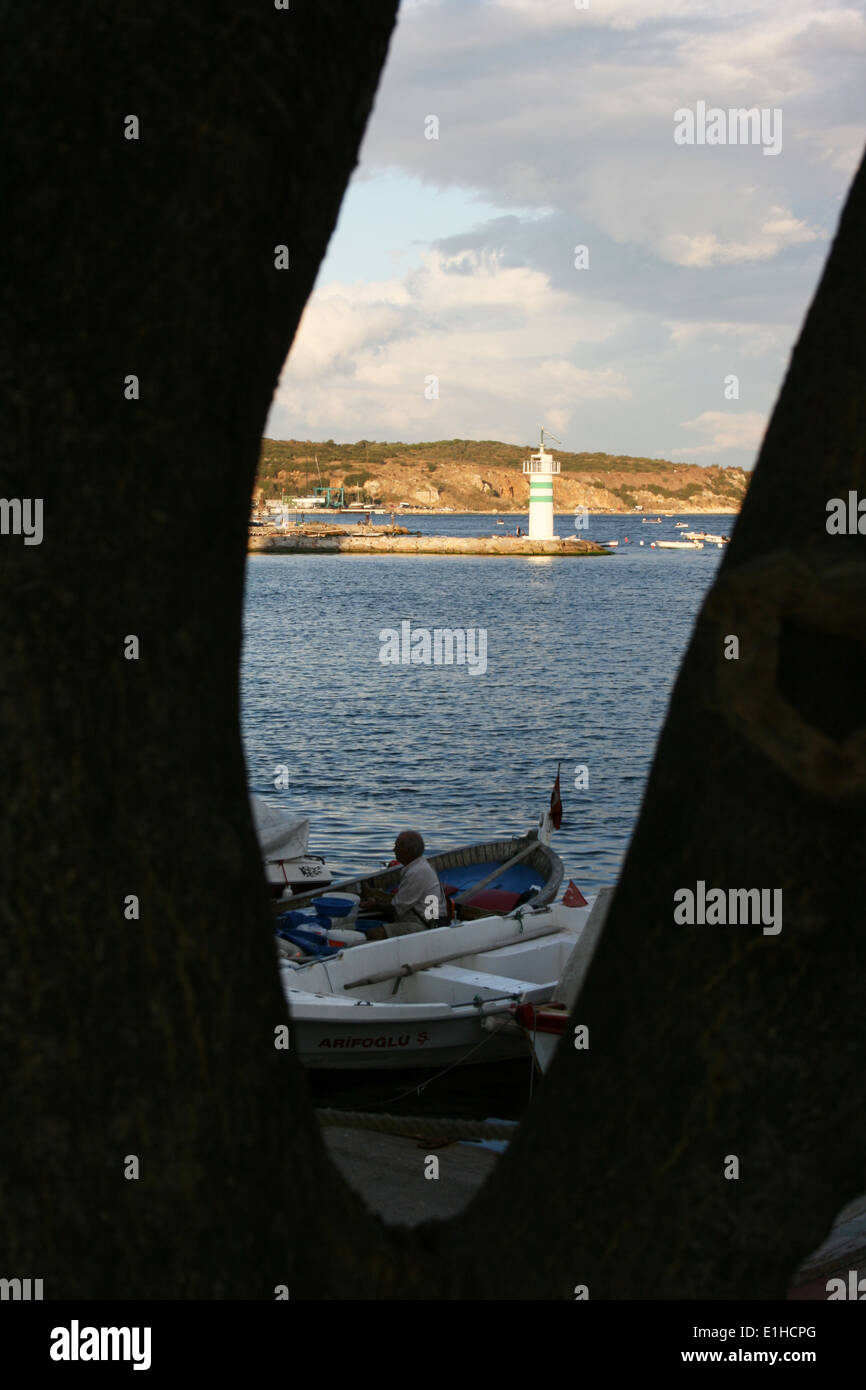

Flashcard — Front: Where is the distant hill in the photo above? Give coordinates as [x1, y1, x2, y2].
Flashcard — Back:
[256, 438, 749, 513]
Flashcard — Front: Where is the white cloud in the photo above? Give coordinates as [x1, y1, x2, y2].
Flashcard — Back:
[264, 0, 864, 469]
[274, 248, 632, 440]
[491, 0, 776, 33]
[674, 409, 767, 455]
[666, 320, 782, 356]
[661, 208, 823, 266]
[362, 1, 862, 268]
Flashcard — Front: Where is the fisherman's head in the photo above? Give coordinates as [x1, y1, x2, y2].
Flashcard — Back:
[394, 830, 424, 865]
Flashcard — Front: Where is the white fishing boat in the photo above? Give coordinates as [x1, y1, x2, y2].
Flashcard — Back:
[657, 539, 704, 550]
[251, 795, 331, 897]
[280, 893, 608, 1070]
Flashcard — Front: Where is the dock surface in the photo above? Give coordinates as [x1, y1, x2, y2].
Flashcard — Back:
[323, 1125, 498, 1227]
[323, 1124, 866, 1291]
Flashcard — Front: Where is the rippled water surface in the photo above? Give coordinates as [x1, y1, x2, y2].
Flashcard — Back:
[241, 513, 731, 895]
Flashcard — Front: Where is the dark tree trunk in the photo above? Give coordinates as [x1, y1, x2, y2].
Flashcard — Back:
[1, 0, 402, 1299]
[2, 2, 864, 1299]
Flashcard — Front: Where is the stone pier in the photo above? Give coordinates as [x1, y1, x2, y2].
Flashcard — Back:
[249, 533, 611, 556]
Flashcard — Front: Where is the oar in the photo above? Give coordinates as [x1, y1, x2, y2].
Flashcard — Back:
[345, 915, 568, 990]
[451, 839, 538, 906]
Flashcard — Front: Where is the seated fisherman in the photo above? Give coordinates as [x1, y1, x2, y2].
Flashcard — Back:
[362, 830, 448, 939]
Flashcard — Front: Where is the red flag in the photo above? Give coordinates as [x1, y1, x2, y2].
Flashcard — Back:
[562, 880, 587, 907]
[549, 764, 563, 830]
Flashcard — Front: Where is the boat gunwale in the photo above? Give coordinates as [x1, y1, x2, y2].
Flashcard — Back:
[279, 906, 590, 1006]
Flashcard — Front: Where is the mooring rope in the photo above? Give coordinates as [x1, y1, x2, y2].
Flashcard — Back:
[315, 1108, 518, 1143]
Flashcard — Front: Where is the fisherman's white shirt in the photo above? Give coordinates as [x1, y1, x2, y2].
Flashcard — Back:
[392, 856, 447, 923]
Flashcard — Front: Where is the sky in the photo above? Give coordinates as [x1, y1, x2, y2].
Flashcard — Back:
[264, 0, 866, 470]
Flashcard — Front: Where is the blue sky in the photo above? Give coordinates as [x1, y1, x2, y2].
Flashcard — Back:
[265, 0, 866, 469]
[312, 172, 550, 285]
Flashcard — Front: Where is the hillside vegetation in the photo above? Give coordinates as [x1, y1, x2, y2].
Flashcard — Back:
[256, 438, 749, 513]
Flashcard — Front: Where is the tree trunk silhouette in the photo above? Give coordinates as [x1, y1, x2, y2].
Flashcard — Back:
[2, 3, 864, 1298]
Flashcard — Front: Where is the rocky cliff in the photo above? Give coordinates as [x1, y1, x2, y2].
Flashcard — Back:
[258, 438, 749, 513]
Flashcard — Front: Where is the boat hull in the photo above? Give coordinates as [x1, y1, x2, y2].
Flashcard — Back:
[281, 903, 590, 1070]
[295, 1012, 527, 1070]
[265, 855, 331, 897]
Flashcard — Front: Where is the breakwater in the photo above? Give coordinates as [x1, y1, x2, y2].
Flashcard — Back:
[249, 533, 611, 556]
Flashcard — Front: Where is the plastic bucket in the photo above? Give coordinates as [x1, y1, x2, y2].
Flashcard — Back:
[311, 893, 360, 926]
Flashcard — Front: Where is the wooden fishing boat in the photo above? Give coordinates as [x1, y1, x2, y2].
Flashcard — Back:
[280, 898, 593, 1070]
[277, 826, 563, 921]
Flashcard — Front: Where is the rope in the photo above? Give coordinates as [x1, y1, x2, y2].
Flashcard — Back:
[343, 1014, 526, 1109]
[315, 1109, 518, 1143]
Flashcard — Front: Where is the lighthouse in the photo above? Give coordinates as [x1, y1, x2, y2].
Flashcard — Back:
[523, 427, 560, 539]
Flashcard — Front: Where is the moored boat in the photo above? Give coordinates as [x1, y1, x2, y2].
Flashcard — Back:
[278, 824, 563, 921]
[251, 795, 332, 898]
[280, 897, 595, 1070]
[657, 539, 704, 549]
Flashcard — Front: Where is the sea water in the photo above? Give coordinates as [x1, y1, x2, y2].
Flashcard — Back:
[241, 513, 730, 896]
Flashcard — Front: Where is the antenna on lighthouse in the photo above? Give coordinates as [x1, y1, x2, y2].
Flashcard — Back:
[540, 425, 562, 449]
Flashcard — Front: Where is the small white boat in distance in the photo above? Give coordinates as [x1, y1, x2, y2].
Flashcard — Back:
[281, 896, 605, 1070]
[251, 795, 331, 897]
